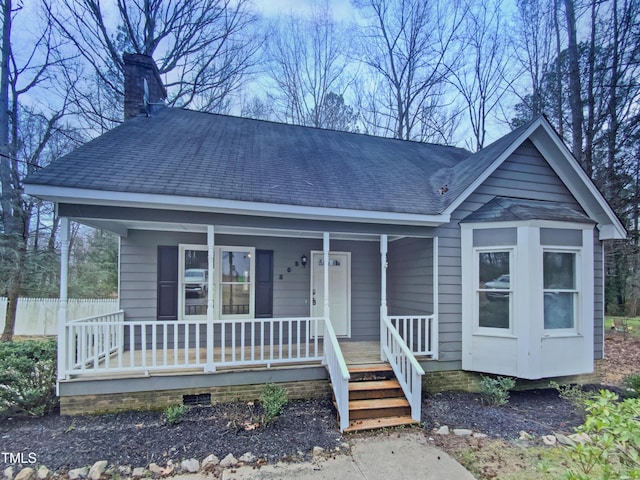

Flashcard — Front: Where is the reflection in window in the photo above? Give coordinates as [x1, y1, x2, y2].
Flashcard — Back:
[544, 252, 577, 329]
[221, 250, 252, 316]
[477, 251, 511, 329]
[183, 249, 209, 317]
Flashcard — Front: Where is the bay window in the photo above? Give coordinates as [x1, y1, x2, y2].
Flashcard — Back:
[477, 250, 512, 330]
[543, 251, 578, 330]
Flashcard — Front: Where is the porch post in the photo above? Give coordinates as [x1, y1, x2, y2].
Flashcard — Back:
[432, 236, 439, 360]
[380, 234, 388, 361]
[57, 217, 70, 381]
[206, 225, 215, 372]
[323, 232, 330, 321]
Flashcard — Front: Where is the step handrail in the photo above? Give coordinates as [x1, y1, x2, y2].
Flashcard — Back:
[322, 317, 350, 432]
[381, 315, 425, 422]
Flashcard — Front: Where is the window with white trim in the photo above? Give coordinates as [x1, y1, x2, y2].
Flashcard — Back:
[179, 245, 209, 319]
[476, 250, 512, 330]
[220, 248, 254, 317]
[543, 250, 578, 330]
[178, 245, 255, 320]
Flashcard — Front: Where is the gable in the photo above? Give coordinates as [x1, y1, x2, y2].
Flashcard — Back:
[475, 140, 582, 210]
[444, 117, 625, 240]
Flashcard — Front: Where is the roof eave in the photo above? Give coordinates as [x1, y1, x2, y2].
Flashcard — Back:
[24, 184, 450, 228]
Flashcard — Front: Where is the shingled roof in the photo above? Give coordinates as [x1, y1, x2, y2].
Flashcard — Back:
[25, 107, 485, 216]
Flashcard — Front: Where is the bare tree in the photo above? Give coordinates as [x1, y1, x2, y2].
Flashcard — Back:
[451, 0, 509, 151]
[0, 1, 75, 341]
[511, 0, 556, 119]
[47, 0, 261, 126]
[264, 3, 355, 129]
[353, 0, 464, 142]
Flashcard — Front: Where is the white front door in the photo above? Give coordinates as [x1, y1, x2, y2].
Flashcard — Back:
[311, 252, 351, 337]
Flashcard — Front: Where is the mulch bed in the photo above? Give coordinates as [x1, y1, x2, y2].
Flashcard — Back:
[2, 387, 596, 472]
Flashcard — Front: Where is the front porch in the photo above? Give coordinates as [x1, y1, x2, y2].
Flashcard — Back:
[56, 217, 440, 430]
[58, 312, 436, 430]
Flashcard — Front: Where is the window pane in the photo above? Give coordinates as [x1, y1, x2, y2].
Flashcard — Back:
[479, 252, 510, 289]
[221, 285, 250, 315]
[222, 251, 251, 283]
[184, 250, 208, 316]
[544, 292, 575, 329]
[543, 252, 575, 289]
[479, 292, 510, 328]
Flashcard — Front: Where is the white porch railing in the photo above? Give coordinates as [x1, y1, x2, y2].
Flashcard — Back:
[322, 317, 351, 432]
[62, 313, 325, 377]
[67, 311, 125, 370]
[389, 315, 438, 358]
[381, 315, 425, 422]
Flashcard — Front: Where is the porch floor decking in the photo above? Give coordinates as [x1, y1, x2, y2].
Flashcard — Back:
[339, 340, 383, 365]
[68, 341, 326, 381]
[66, 340, 389, 381]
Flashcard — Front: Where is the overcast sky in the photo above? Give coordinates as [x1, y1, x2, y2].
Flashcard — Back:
[252, 0, 358, 21]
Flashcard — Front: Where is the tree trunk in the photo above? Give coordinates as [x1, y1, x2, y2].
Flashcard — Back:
[553, 0, 564, 137]
[0, 0, 15, 342]
[563, 0, 584, 165]
[583, 0, 596, 179]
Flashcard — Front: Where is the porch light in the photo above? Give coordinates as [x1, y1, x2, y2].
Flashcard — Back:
[301, 255, 308, 267]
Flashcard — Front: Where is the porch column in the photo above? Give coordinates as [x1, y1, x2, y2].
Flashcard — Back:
[57, 217, 70, 381]
[323, 232, 330, 321]
[206, 225, 215, 372]
[380, 234, 388, 361]
[432, 236, 439, 360]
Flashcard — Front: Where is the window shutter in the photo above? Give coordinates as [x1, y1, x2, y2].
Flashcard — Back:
[157, 246, 178, 320]
[255, 250, 273, 318]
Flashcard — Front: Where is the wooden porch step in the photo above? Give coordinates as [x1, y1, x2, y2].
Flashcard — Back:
[348, 397, 411, 420]
[345, 415, 420, 433]
[348, 363, 393, 373]
[347, 364, 394, 382]
[348, 379, 404, 400]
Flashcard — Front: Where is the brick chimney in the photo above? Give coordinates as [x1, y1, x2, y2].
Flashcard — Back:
[123, 53, 167, 120]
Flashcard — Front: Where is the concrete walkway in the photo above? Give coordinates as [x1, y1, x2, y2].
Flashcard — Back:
[177, 432, 477, 480]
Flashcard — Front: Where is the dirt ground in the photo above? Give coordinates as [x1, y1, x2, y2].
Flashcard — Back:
[600, 333, 640, 385]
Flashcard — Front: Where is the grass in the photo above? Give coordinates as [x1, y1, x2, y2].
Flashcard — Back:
[444, 438, 571, 480]
[605, 316, 640, 338]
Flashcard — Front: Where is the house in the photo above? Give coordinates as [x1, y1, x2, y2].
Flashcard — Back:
[24, 54, 625, 431]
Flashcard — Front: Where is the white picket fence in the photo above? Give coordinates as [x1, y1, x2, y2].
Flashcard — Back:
[0, 298, 119, 336]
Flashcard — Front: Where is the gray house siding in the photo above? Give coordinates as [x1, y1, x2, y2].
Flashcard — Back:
[594, 233, 604, 359]
[120, 232, 381, 341]
[435, 139, 598, 370]
[387, 237, 434, 316]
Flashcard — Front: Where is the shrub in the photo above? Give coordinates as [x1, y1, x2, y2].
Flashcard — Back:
[479, 375, 515, 406]
[164, 404, 188, 426]
[259, 383, 288, 425]
[549, 381, 595, 414]
[0, 339, 58, 417]
[563, 390, 640, 480]
[622, 373, 640, 398]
